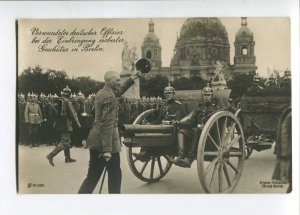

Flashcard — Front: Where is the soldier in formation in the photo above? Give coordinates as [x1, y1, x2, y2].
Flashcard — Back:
[24, 93, 43, 148]
[17, 93, 28, 145]
[18, 89, 164, 149]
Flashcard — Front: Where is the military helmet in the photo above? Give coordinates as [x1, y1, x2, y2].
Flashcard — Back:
[269, 73, 275, 81]
[30, 92, 38, 98]
[18, 93, 25, 99]
[61, 85, 71, 97]
[253, 73, 261, 83]
[77, 91, 84, 97]
[77, 90, 85, 99]
[202, 83, 213, 95]
[284, 70, 291, 79]
[39, 93, 46, 98]
[164, 83, 175, 94]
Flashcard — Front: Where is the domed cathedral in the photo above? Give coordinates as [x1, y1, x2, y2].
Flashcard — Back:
[170, 18, 230, 80]
[141, 17, 257, 81]
[141, 19, 162, 68]
[233, 17, 257, 74]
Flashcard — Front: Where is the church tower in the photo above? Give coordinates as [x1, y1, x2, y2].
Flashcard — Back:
[141, 19, 162, 68]
[233, 17, 257, 74]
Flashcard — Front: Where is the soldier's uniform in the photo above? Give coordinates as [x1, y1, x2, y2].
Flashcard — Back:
[174, 84, 220, 167]
[72, 91, 85, 147]
[17, 94, 28, 145]
[246, 73, 264, 96]
[24, 93, 43, 147]
[150, 98, 183, 124]
[133, 83, 184, 161]
[272, 111, 291, 193]
[46, 86, 81, 166]
[78, 76, 137, 194]
[39, 93, 53, 145]
[279, 70, 291, 89]
[81, 95, 95, 141]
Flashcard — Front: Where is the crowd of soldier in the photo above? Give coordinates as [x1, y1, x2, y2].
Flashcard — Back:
[17, 92, 166, 148]
[17, 70, 291, 148]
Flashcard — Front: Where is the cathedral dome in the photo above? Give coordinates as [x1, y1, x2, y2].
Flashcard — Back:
[144, 32, 159, 43]
[179, 18, 229, 42]
[141, 19, 162, 67]
[143, 19, 160, 43]
[171, 18, 230, 67]
[235, 17, 253, 42]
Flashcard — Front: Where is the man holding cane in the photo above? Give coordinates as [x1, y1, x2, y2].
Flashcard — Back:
[78, 69, 142, 194]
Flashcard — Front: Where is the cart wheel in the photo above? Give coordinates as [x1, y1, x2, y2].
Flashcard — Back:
[126, 147, 173, 183]
[235, 108, 252, 159]
[126, 109, 173, 183]
[197, 111, 245, 193]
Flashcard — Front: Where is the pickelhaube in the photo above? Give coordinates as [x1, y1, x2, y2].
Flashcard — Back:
[77, 91, 84, 98]
[269, 73, 275, 81]
[29, 92, 38, 98]
[39, 93, 46, 98]
[164, 82, 175, 94]
[284, 70, 291, 79]
[61, 85, 71, 97]
[253, 73, 261, 83]
[18, 93, 25, 99]
[202, 83, 213, 95]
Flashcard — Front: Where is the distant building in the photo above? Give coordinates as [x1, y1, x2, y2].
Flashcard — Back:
[141, 17, 257, 82]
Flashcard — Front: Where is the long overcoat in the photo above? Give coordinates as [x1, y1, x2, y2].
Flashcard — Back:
[87, 78, 134, 153]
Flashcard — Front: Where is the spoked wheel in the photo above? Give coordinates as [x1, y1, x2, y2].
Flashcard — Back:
[235, 108, 253, 159]
[126, 109, 173, 183]
[126, 148, 173, 183]
[197, 111, 245, 193]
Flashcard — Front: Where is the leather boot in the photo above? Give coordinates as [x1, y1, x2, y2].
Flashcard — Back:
[64, 148, 76, 163]
[171, 133, 190, 167]
[46, 147, 63, 166]
[183, 153, 195, 168]
[132, 148, 150, 162]
[173, 153, 188, 167]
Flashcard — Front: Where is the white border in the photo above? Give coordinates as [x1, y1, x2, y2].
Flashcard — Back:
[0, 1, 298, 215]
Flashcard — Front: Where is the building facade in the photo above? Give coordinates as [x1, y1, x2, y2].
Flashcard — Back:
[141, 17, 257, 82]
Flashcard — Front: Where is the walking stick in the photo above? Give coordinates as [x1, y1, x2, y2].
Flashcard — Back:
[99, 164, 107, 193]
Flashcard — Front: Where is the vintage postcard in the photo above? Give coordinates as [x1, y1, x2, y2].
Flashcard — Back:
[17, 17, 291, 194]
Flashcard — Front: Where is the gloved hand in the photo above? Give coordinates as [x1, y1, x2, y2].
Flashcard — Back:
[130, 71, 142, 80]
[98, 152, 111, 162]
[197, 123, 204, 129]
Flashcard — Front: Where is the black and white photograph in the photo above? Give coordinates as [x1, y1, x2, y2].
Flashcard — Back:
[17, 17, 291, 194]
[0, 0, 299, 215]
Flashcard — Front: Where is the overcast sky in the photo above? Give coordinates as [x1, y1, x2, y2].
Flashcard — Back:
[18, 17, 290, 81]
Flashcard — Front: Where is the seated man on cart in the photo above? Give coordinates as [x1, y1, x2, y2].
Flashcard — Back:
[173, 84, 220, 168]
[132, 83, 184, 161]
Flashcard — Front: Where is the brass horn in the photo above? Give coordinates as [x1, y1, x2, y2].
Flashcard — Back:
[135, 58, 152, 73]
